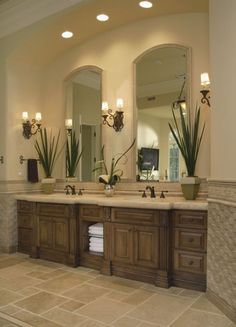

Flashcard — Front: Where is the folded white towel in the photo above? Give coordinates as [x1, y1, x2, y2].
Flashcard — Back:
[90, 237, 103, 244]
[89, 246, 103, 252]
[89, 223, 103, 230]
[88, 233, 103, 238]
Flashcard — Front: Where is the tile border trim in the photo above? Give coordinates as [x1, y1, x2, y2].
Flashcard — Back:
[206, 289, 236, 323]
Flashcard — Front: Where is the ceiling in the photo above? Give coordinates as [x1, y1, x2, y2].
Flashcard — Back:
[8, 0, 208, 65]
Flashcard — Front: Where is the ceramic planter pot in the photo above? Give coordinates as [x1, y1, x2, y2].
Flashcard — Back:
[180, 177, 200, 200]
[41, 178, 56, 194]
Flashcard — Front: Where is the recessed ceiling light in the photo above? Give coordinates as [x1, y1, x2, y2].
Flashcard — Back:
[139, 1, 153, 9]
[61, 31, 73, 39]
[96, 14, 109, 22]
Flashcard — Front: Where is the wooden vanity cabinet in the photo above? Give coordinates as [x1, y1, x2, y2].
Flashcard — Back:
[172, 210, 207, 291]
[111, 207, 171, 288]
[17, 201, 78, 266]
[36, 203, 78, 266]
[17, 201, 35, 254]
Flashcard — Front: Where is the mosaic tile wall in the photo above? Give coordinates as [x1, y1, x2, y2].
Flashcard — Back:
[208, 180, 236, 322]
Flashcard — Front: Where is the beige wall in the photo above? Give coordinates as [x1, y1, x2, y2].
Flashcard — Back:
[3, 12, 210, 181]
[210, 0, 236, 180]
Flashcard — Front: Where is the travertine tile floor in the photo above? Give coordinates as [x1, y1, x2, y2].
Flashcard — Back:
[0, 253, 234, 327]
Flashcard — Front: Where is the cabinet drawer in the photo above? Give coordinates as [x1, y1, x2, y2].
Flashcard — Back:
[175, 229, 207, 252]
[173, 210, 207, 229]
[111, 208, 156, 225]
[37, 203, 69, 217]
[80, 205, 104, 221]
[18, 213, 33, 229]
[17, 201, 35, 213]
[174, 250, 206, 274]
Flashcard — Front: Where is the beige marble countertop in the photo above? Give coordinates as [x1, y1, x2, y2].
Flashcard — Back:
[15, 193, 208, 210]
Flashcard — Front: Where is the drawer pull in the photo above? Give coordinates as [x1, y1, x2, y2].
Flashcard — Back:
[188, 260, 194, 265]
[188, 238, 194, 243]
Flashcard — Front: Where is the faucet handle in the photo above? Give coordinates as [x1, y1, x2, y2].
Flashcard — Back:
[64, 186, 70, 195]
[139, 190, 147, 198]
[160, 190, 168, 199]
[78, 188, 84, 196]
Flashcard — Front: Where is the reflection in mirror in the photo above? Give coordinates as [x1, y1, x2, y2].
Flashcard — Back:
[65, 67, 102, 181]
[136, 45, 189, 181]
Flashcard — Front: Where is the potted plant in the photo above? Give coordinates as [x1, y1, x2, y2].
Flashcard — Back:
[93, 139, 135, 196]
[66, 131, 83, 180]
[168, 105, 205, 200]
[35, 128, 62, 194]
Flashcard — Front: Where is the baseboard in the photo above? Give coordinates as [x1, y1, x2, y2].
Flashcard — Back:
[0, 245, 17, 254]
[206, 289, 236, 323]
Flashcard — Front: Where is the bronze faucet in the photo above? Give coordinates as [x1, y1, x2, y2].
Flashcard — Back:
[146, 185, 156, 198]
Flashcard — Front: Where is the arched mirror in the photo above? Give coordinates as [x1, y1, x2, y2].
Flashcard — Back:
[135, 45, 190, 181]
[65, 66, 102, 181]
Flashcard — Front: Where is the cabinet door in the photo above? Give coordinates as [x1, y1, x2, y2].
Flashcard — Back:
[134, 226, 159, 268]
[39, 216, 53, 249]
[111, 223, 133, 264]
[53, 217, 69, 253]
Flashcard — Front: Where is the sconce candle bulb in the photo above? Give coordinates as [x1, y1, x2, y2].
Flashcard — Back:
[35, 112, 42, 122]
[200, 72, 211, 107]
[116, 98, 124, 110]
[22, 112, 42, 139]
[65, 119, 73, 136]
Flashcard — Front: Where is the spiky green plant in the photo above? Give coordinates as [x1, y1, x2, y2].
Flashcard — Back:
[35, 128, 62, 178]
[93, 139, 136, 186]
[66, 131, 83, 177]
[168, 105, 205, 177]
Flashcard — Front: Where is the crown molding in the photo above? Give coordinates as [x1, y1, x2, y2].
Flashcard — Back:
[0, 0, 89, 39]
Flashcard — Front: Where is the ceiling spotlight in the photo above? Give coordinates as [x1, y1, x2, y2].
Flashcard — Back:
[139, 1, 153, 8]
[61, 31, 73, 39]
[96, 14, 109, 22]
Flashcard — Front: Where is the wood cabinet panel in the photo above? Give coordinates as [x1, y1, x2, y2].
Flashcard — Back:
[18, 213, 33, 229]
[111, 208, 156, 225]
[174, 250, 206, 275]
[18, 228, 32, 254]
[39, 216, 53, 249]
[80, 205, 104, 221]
[111, 223, 133, 264]
[174, 229, 207, 252]
[134, 226, 159, 268]
[53, 217, 69, 252]
[37, 203, 69, 218]
[174, 210, 207, 229]
[17, 201, 35, 212]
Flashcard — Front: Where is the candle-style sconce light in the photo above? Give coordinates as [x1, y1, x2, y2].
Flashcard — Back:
[22, 112, 42, 139]
[101, 98, 124, 132]
[200, 72, 211, 107]
[65, 119, 73, 136]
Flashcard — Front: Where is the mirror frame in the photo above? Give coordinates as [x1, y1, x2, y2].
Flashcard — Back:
[132, 44, 192, 181]
[64, 65, 103, 181]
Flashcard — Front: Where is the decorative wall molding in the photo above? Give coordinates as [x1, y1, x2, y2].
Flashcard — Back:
[208, 179, 236, 203]
[0, 0, 90, 39]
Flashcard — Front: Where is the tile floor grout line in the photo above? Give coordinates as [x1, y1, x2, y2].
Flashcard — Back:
[166, 292, 203, 327]
[0, 311, 33, 327]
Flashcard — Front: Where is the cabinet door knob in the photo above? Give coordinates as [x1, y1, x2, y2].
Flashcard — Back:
[188, 238, 194, 243]
[188, 260, 194, 265]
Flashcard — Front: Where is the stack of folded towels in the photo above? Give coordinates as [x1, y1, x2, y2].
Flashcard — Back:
[88, 223, 104, 253]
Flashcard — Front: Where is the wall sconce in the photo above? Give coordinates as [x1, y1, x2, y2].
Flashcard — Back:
[65, 119, 73, 136]
[22, 112, 42, 139]
[101, 99, 124, 132]
[200, 72, 210, 107]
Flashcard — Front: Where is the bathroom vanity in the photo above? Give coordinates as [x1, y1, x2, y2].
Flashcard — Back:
[16, 194, 207, 291]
